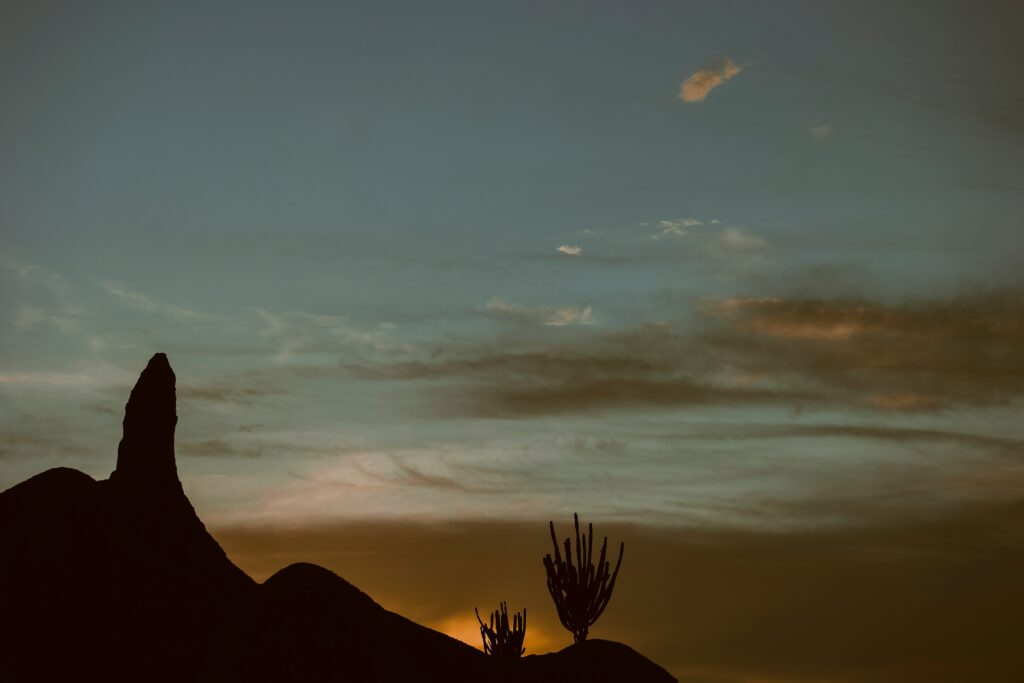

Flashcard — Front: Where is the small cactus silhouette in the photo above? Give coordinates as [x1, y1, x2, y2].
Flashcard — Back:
[474, 602, 526, 657]
[542, 513, 624, 644]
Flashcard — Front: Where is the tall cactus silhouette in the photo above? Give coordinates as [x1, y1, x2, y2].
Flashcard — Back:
[542, 513, 624, 645]
[474, 602, 526, 657]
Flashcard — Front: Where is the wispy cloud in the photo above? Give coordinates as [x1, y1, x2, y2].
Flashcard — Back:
[641, 220, 768, 271]
[12, 304, 79, 335]
[0, 366, 132, 391]
[715, 227, 767, 252]
[484, 297, 594, 327]
[101, 280, 214, 322]
[1, 256, 84, 336]
[0, 255, 75, 301]
[651, 218, 702, 239]
[210, 443, 554, 526]
[679, 57, 743, 103]
[179, 382, 284, 406]
[383, 455, 497, 494]
[810, 122, 832, 141]
[250, 308, 410, 363]
[178, 438, 264, 458]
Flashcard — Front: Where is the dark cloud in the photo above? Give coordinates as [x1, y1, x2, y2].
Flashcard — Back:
[179, 383, 283, 406]
[214, 499, 1024, 682]
[344, 329, 818, 418]
[344, 289, 1024, 418]
[178, 439, 263, 458]
[388, 457, 496, 493]
[571, 436, 628, 454]
[705, 290, 1024, 410]
[79, 401, 119, 416]
[289, 453, 505, 495]
[0, 430, 102, 459]
[644, 422, 1024, 455]
[443, 375, 810, 418]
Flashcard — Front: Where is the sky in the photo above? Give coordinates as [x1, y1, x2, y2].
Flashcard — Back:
[1, 1, 1022, 680]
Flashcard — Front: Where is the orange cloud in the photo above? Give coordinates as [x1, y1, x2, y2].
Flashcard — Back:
[679, 57, 743, 102]
[712, 298, 924, 340]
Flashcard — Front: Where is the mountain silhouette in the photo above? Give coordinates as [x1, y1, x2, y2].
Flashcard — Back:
[0, 353, 676, 682]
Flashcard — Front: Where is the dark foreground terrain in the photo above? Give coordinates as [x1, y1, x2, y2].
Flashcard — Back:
[0, 353, 675, 682]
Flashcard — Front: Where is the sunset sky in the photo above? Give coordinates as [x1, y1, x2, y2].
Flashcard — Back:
[1, 2, 1022, 680]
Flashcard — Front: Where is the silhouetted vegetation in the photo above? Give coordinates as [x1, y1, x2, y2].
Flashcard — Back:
[543, 513, 624, 644]
[475, 602, 526, 657]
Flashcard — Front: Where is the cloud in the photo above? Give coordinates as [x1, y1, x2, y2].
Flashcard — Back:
[634, 221, 768, 270]
[544, 306, 594, 327]
[705, 290, 1024, 410]
[346, 289, 1024, 417]
[709, 227, 770, 271]
[12, 304, 79, 335]
[445, 376, 801, 418]
[0, 255, 75, 301]
[867, 392, 942, 412]
[519, 219, 767, 275]
[651, 218, 702, 239]
[716, 227, 767, 252]
[1, 256, 84, 336]
[638, 421, 1024, 475]
[178, 438, 264, 458]
[250, 308, 411, 363]
[205, 441, 563, 527]
[0, 367, 132, 391]
[290, 452, 499, 495]
[679, 57, 744, 103]
[484, 297, 594, 327]
[179, 381, 287, 407]
[0, 430, 97, 459]
[810, 122, 832, 141]
[646, 421, 1024, 457]
[101, 280, 213, 322]
[385, 456, 496, 494]
[342, 321, 818, 418]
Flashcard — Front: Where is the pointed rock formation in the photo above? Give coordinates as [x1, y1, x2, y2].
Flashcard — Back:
[111, 352, 180, 487]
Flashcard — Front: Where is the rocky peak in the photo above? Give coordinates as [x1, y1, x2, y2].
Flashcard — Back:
[111, 353, 179, 487]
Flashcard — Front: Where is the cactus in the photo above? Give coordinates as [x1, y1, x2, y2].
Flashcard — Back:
[542, 513, 624, 645]
[474, 602, 526, 657]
